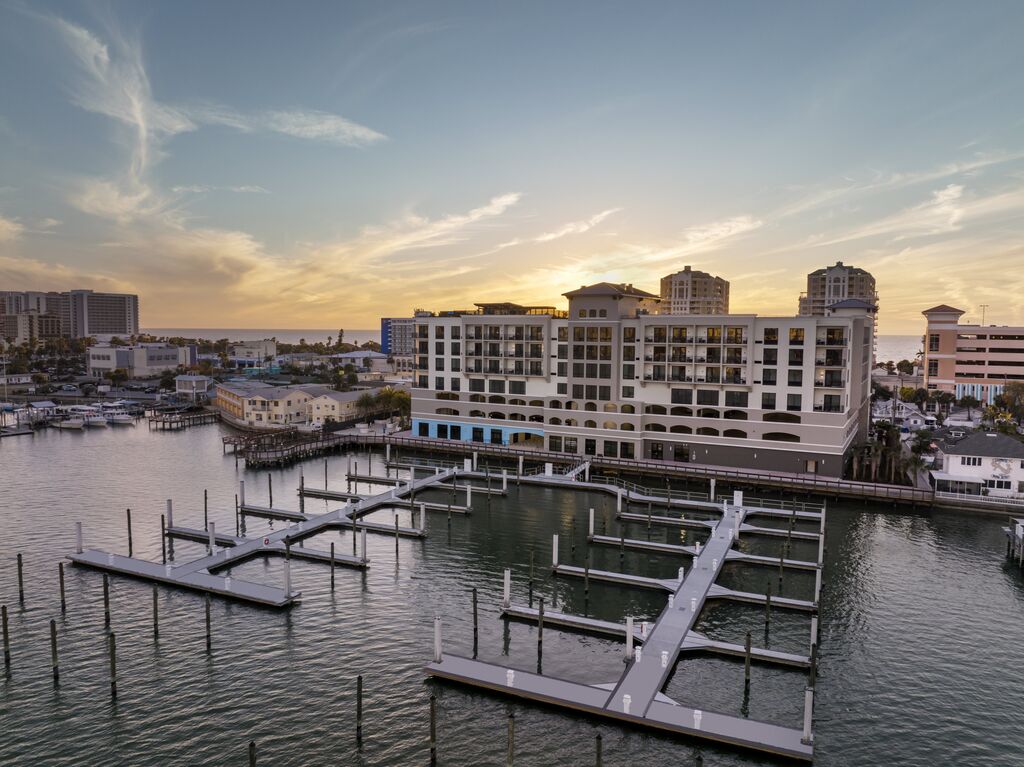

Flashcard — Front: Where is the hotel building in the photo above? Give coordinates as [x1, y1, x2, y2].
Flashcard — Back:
[798, 261, 877, 317]
[921, 305, 1024, 404]
[659, 266, 729, 315]
[411, 283, 875, 477]
[1, 289, 139, 339]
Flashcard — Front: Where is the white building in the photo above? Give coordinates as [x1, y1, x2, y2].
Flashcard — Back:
[175, 374, 212, 401]
[931, 431, 1024, 497]
[331, 350, 391, 372]
[411, 285, 875, 477]
[230, 339, 278, 365]
[87, 344, 195, 378]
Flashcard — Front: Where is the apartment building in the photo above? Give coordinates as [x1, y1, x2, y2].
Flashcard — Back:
[87, 343, 195, 378]
[659, 266, 730, 315]
[3, 289, 139, 338]
[411, 285, 874, 477]
[212, 380, 393, 428]
[921, 304, 1024, 404]
[230, 339, 277, 362]
[0, 311, 62, 345]
[798, 262, 877, 316]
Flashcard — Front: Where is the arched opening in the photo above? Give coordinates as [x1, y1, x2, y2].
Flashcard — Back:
[528, 414, 544, 423]
[764, 431, 800, 443]
[670, 425, 693, 434]
[584, 402, 598, 412]
[584, 419, 597, 428]
[645, 405, 667, 415]
[509, 398, 526, 406]
[698, 408, 720, 419]
[603, 403, 618, 413]
[435, 407, 459, 416]
[620, 423, 635, 431]
[469, 409, 485, 418]
[565, 401, 578, 410]
[529, 400, 545, 408]
[549, 401, 562, 409]
[724, 410, 748, 420]
[469, 394, 485, 403]
[549, 417, 562, 425]
[696, 427, 719, 436]
[764, 412, 801, 424]
[670, 406, 693, 417]
[621, 404, 636, 414]
[603, 421, 617, 430]
[647, 423, 667, 432]
[509, 413, 525, 421]
[723, 428, 747, 438]
[435, 392, 459, 401]
[564, 418, 578, 427]
[488, 395, 506, 404]
[488, 411, 506, 420]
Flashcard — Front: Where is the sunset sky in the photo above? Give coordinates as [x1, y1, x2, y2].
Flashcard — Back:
[1, 1, 1023, 333]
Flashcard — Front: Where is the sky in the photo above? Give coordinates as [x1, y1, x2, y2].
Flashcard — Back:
[1, 1, 1023, 334]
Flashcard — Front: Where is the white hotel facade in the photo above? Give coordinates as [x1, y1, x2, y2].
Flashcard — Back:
[411, 283, 874, 477]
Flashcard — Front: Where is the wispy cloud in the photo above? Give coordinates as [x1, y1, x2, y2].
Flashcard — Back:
[0, 215, 25, 242]
[535, 208, 621, 242]
[171, 184, 270, 195]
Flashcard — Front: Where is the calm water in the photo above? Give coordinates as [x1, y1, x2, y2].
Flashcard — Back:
[0, 427, 1021, 766]
[142, 328, 382, 346]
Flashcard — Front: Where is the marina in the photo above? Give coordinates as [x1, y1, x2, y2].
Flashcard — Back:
[1, 424, 1023, 766]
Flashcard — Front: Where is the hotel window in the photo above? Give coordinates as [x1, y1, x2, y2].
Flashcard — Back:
[557, 344, 568, 359]
[762, 369, 777, 385]
[469, 378, 485, 392]
[564, 437, 578, 453]
[623, 363, 635, 379]
[558, 327, 568, 342]
[761, 392, 776, 410]
[451, 342, 460, 355]
[435, 358, 445, 371]
[697, 390, 718, 406]
[620, 442, 635, 459]
[788, 349, 804, 366]
[763, 328, 778, 345]
[789, 328, 805, 344]
[927, 360, 938, 376]
[509, 381, 526, 395]
[584, 438, 597, 455]
[573, 385, 585, 398]
[598, 386, 611, 400]
[435, 326, 445, 339]
[573, 363, 585, 377]
[451, 358, 461, 372]
[435, 377, 444, 390]
[549, 435, 562, 452]
[929, 334, 940, 352]
[578, 310, 586, 318]
[435, 342, 445, 355]
[787, 393, 802, 411]
[599, 364, 611, 379]
[622, 386, 634, 399]
[671, 389, 693, 404]
[557, 383, 567, 394]
[599, 309, 607, 318]
[788, 370, 803, 386]
[557, 362, 567, 377]
[603, 440, 618, 457]
[623, 327, 636, 343]
[488, 380, 505, 393]
[763, 348, 778, 366]
[585, 385, 598, 399]
[451, 327, 461, 340]
[725, 391, 748, 408]
[450, 378, 461, 391]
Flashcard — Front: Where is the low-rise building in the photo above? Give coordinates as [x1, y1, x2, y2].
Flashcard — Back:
[87, 343, 195, 378]
[330, 350, 391, 372]
[175, 374, 212, 401]
[230, 339, 277, 365]
[930, 430, 1024, 498]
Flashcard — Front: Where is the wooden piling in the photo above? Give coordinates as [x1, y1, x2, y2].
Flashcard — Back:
[330, 542, 336, 591]
[108, 632, 117, 699]
[17, 553, 24, 604]
[268, 473, 273, 507]
[429, 693, 437, 764]
[356, 674, 364, 742]
[537, 598, 545, 656]
[58, 562, 66, 612]
[152, 585, 159, 638]
[395, 516, 400, 556]
[49, 618, 59, 683]
[103, 574, 111, 627]
[507, 713, 515, 766]
[472, 587, 479, 647]
[764, 583, 772, 627]
[744, 631, 752, 688]
[2, 605, 9, 667]
[205, 594, 212, 652]
[809, 642, 818, 688]
[248, 740, 256, 766]
[126, 508, 133, 557]
[160, 513, 167, 563]
[204, 489, 209, 530]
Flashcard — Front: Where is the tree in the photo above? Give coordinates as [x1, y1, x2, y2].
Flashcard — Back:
[957, 395, 981, 419]
[337, 329, 344, 347]
[896, 359, 915, 375]
[884, 360, 896, 374]
[105, 368, 129, 388]
[871, 380, 892, 402]
[1000, 381, 1024, 423]
[355, 391, 377, 419]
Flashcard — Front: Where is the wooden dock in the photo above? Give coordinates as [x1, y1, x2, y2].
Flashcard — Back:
[148, 410, 220, 430]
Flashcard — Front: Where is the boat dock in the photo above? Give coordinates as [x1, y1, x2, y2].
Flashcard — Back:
[427, 487, 824, 762]
[148, 410, 220, 430]
[1005, 517, 1024, 568]
[68, 468, 459, 607]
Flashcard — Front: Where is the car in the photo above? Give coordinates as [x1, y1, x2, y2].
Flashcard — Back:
[60, 384, 79, 392]
[144, 387, 158, 393]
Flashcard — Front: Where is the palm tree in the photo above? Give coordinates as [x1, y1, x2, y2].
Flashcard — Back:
[355, 391, 377, 419]
[957, 395, 981, 420]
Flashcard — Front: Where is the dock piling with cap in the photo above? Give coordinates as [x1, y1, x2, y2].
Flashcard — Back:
[2, 605, 9, 667]
[205, 593, 212, 652]
[17, 553, 24, 604]
[126, 509, 133, 557]
[152, 585, 159, 638]
[58, 563, 66, 612]
[103, 574, 111, 627]
[356, 674, 364, 742]
[49, 618, 59, 683]
[108, 632, 117, 699]
[429, 693, 437, 764]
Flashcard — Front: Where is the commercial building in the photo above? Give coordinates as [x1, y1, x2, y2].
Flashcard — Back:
[411, 285, 875, 477]
[229, 339, 277, 364]
[921, 305, 1024, 404]
[175, 374, 212, 401]
[659, 266, 729, 315]
[0, 311, 62, 345]
[798, 262, 877, 317]
[930, 430, 1024, 498]
[87, 343, 195, 378]
[381, 317, 415, 356]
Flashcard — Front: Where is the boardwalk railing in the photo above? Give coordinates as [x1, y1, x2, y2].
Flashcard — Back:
[934, 490, 1024, 509]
